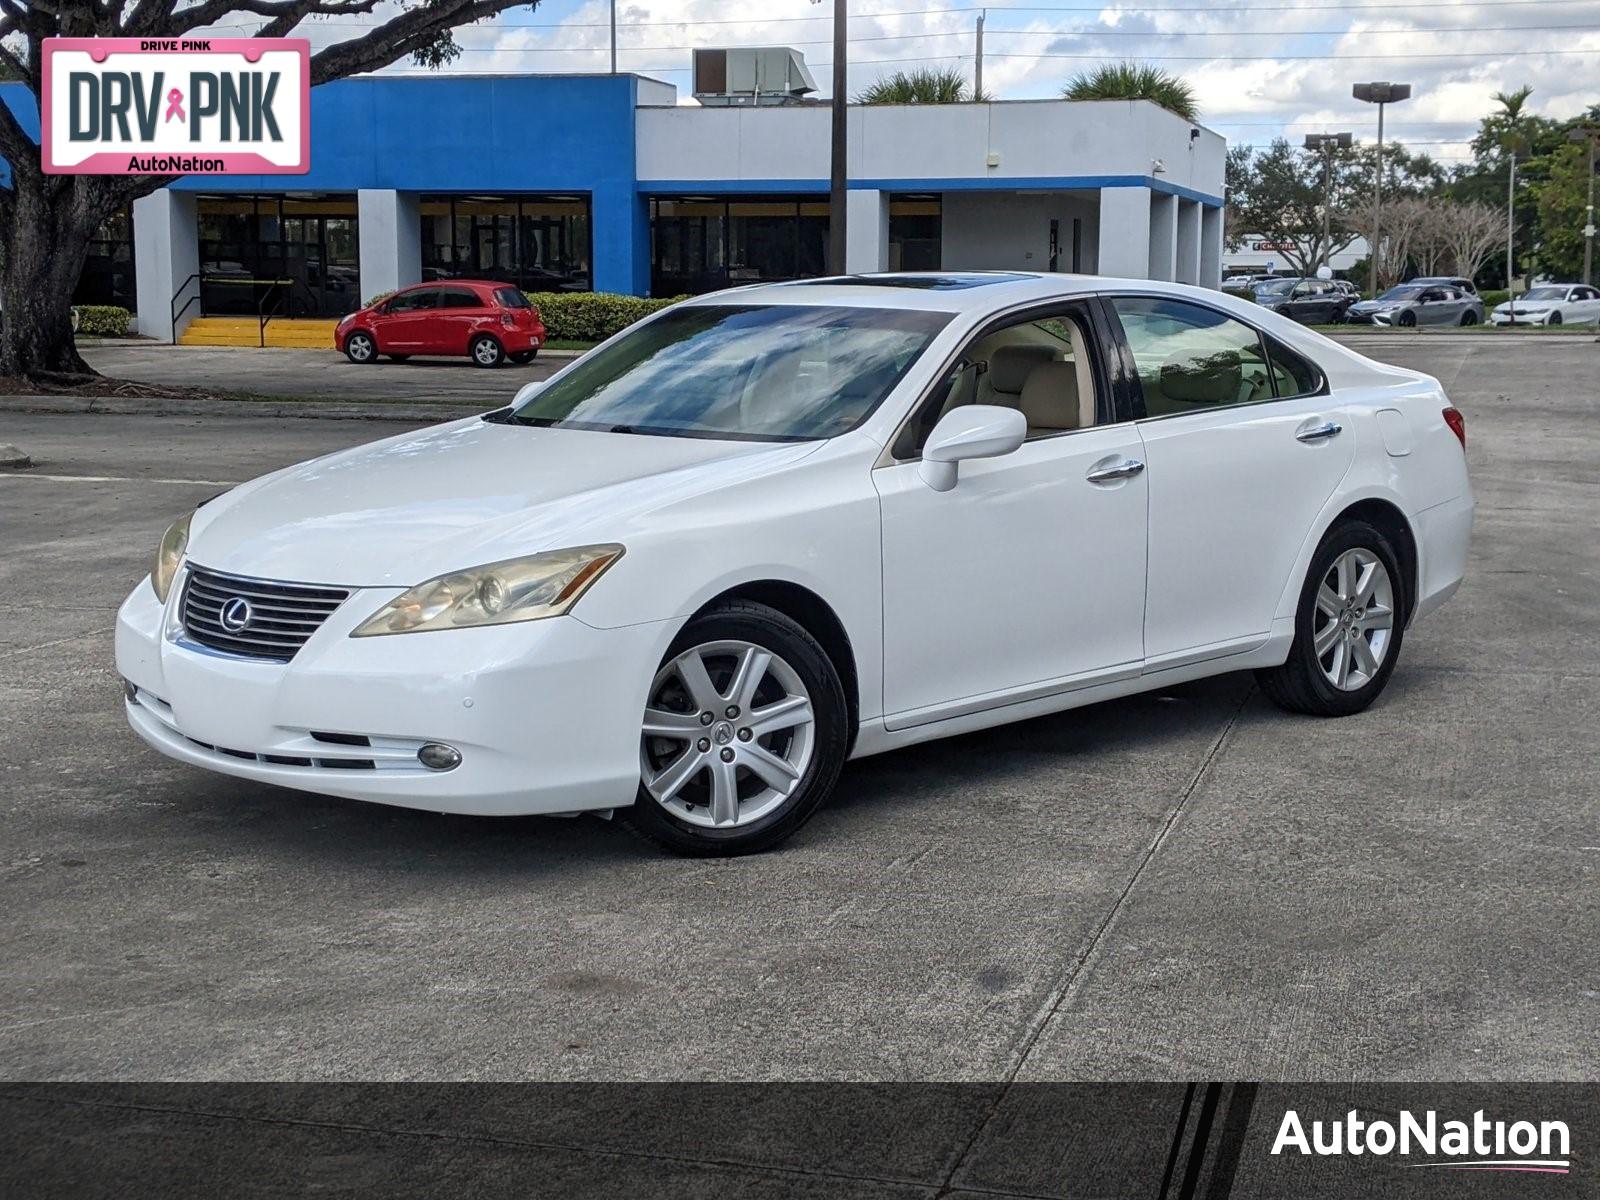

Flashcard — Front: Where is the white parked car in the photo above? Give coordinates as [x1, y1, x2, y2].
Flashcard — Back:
[1490, 284, 1600, 326]
[117, 273, 1475, 855]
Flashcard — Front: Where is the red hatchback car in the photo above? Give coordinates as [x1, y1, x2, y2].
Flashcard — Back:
[336, 280, 546, 368]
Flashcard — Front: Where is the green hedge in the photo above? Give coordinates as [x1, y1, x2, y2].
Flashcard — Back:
[73, 305, 132, 337]
[524, 291, 686, 343]
[1478, 289, 1511, 309]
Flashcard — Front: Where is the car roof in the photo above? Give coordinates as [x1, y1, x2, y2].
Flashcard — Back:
[404, 279, 505, 291]
[677, 272, 1249, 314]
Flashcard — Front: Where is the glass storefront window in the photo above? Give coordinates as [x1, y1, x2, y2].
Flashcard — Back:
[889, 195, 942, 272]
[196, 194, 361, 318]
[420, 195, 592, 292]
[650, 196, 832, 297]
[74, 205, 137, 311]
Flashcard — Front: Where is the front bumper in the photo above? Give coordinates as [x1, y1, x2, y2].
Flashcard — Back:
[116, 568, 675, 816]
[1490, 312, 1550, 325]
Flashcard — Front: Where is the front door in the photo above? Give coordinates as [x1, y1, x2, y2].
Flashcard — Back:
[875, 305, 1148, 727]
[1105, 295, 1355, 665]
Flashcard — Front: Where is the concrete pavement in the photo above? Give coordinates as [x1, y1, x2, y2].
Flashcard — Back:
[0, 336, 1595, 1082]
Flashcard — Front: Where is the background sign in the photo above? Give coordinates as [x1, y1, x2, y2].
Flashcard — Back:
[41, 37, 309, 175]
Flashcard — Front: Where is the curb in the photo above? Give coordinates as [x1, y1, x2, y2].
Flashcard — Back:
[0, 394, 484, 423]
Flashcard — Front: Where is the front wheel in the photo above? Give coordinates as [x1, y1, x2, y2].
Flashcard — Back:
[1547, 311, 1563, 326]
[622, 601, 849, 856]
[1397, 310, 1417, 328]
[470, 335, 505, 368]
[1257, 521, 1406, 717]
[343, 331, 377, 364]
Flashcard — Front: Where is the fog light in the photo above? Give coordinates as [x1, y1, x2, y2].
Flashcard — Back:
[122, 678, 138, 703]
[418, 742, 461, 771]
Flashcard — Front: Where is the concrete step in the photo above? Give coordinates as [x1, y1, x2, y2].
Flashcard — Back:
[178, 317, 340, 349]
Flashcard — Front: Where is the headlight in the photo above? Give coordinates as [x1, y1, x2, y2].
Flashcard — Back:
[151, 511, 193, 603]
[351, 544, 624, 637]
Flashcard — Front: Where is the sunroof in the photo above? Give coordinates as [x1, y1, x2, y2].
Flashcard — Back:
[789, 273, 1035, 291]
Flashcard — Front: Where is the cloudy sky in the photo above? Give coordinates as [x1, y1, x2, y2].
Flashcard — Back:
[216, 0, 1600, 167]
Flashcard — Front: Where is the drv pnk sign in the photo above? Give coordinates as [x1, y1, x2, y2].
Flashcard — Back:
[41, 38, 309, 175]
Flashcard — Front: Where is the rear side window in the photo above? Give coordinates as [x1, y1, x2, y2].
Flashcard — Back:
[437, 288, 482, 309]
[1264, 336, 1324, 399]
[494, 287, 531, 309]
[1109, 297, 1274, 416]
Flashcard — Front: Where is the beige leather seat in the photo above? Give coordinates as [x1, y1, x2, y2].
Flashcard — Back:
[1017, 360, 1087, 434]
[979, 344, 1056, 408]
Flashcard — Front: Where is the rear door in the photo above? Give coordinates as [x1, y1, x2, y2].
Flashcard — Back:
[1104, 294, 1355, 665]
[434, 286, 487, 353]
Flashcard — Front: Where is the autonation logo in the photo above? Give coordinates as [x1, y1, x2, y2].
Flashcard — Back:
[1272, 1108, 1572, 1175]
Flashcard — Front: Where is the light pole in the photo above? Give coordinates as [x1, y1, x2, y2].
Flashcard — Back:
[609, 0, 616, 74]
[1352, 82, 1412, 297]
[974, 9, 986, 101]
[1304, 132, 1353, 276]
[812, 0, 848, 273]
[1569, 126, 1599, 286]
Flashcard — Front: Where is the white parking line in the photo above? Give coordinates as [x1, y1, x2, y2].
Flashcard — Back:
[0, 472, 241, 486]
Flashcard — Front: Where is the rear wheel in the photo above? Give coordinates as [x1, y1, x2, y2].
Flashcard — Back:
[622, 601, 848, 856]
[343, 331, 377, 364]
[509, 350, 537, 364]
[1257, 520, 1406, 717]
[1459, 310, 1478, 326]
[470, 335, 505, 368]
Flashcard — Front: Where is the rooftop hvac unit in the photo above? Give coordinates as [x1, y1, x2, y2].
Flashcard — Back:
[693, 47, 819, 106]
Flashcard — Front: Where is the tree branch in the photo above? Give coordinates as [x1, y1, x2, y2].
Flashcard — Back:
[310, 0, 525, 84]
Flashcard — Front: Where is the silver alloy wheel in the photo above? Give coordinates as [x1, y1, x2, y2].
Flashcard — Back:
[473, 337, 501, 365]
[1313, 548, 1396, 691]
[347, 334, 373, 361]
[640, 639, 816, 829]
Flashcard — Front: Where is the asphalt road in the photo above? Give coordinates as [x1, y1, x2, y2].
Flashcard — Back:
[1, 335, 1596, 1083]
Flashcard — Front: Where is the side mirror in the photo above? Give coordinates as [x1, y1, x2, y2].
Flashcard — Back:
[919, 404, 1027, 492]
[512, 380, 544, 406]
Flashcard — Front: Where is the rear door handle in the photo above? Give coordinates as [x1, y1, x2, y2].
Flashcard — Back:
[1296, 420, 1342, 443]
[1086, 457, 1146, 483]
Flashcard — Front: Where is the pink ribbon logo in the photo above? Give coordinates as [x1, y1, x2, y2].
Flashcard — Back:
[164, 88, 185, 123]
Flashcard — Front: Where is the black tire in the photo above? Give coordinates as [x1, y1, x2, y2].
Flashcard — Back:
[343, 331, 377, 364]
[509, 350, 537, 364]
[1548, 311, 1562, 326]
[1459, 310, 1478, 326]
[389, 354, 410, 362]
[620, 600, 849, 856]
[1257, 520, 1407, 718]
[470, 334, 505, 368]
[1397, 310, 1417, 328]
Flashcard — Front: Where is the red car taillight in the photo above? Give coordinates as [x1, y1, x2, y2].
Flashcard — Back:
[529, 306, 542, 325]
[1442, 406, 1466, 450]
[500, 311, 516, 329]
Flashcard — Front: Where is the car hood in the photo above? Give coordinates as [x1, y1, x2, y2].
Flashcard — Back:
[1498, 302, 1551, 313]
[187, 416, 821, 587]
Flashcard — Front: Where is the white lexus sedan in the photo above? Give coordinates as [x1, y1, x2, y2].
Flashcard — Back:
[117, 273, 1474, 855]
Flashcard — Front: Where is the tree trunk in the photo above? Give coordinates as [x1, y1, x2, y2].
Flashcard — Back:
[0, 175, 97, 379]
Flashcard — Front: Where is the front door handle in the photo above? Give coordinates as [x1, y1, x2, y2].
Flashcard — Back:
[1086, 457, 1146, 483]
[1296, 420, 1342, 443]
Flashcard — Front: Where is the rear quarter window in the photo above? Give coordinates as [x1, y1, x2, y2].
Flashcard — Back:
[494, 287, 531, 309]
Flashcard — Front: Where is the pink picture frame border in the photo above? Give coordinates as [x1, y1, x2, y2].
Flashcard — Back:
[41, 37, 310, 175]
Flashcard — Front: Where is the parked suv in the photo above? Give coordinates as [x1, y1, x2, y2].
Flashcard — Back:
[337, 281, 546, 367]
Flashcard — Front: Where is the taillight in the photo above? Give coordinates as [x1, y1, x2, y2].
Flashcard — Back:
[1442, 406, 1466, 450]
[529, 306, 542, 325]
[500, 311, 515, 329]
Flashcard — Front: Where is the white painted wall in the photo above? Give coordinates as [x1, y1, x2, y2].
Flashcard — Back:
[1148, 192, 1178, 281]
[132, 189, 198, 341]
[1175, 200, 1202, 286]
[356, 189, 421, 301]
[635, 98, 1225, 199]
[940, 191, 1099, 274]
[1097, 186, 1152, 279]
[846, 189, 888, 273]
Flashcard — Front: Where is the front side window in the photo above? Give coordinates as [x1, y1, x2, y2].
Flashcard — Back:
[509, 304, 950, 442]
[386, 289, 437, 313]
[1109, 297, 1275, 417]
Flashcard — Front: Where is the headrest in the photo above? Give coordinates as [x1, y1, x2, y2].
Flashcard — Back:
[987, 344, 1057, 395]
[1159, 350, 1241, 406]
[1018, 360, 1083, 431]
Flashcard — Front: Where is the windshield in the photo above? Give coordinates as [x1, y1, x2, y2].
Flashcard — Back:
[1522, 287, 1565, 302]
[1378, 286, 1425, 302]
[1254, 280, 1295, 296]
[508, 304, 950, 441]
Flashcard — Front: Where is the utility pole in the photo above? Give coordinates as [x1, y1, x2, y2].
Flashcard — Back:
[974, 9, 985, 101]
[1353, 83, 1412, 297]
[609, 0, 617, 74]
[1570, 126, 1599, 286]
[1507, 148, 1518, 321]
[829, 0, 849, 273]
[1304, 132, 1353, 275]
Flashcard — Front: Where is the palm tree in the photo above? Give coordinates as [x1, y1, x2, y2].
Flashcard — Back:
[857, 66, 987, 105]
[1062, 62, 1198, 122]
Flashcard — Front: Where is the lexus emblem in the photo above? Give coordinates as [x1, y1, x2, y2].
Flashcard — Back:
[219, 597, 254, 632]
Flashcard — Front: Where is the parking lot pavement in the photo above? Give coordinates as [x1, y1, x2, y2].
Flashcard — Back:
[79, 341, 562, 404]
[1, 336, 1595, 1082]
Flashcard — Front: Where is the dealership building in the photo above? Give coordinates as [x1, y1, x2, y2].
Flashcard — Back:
[3, 60, 1227, 340]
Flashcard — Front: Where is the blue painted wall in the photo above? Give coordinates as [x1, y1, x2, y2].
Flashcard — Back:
[3, 74, 650, 294]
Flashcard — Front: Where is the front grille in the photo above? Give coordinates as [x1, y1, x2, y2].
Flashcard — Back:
[180, 566, 349, 662]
